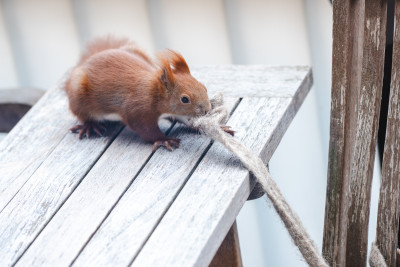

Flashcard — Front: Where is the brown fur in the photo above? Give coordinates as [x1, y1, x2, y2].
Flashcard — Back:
[65, 36, 211, 144]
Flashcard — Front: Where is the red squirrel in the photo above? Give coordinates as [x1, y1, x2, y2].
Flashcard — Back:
[65, 36, 233, 151]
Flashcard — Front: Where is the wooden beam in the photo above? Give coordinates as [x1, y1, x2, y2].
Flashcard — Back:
[323, 0, 387, 266]
[209, 221, 243, 267]
[375, 2, 400, 266]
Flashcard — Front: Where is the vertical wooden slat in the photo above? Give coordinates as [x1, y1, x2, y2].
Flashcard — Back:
[346, 1, 387, 266]
[323, 0, 387, 266]
[323, 1, 353, 264]
[376, 2, 400, 266]
[209, 221, 243, 267]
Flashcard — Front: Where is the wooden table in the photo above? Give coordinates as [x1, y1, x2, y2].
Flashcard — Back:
[0, 66, 312, 267]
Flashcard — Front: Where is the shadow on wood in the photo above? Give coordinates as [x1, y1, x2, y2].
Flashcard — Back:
[0, 88, 44, 132]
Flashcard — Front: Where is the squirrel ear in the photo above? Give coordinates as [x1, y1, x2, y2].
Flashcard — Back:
[169, 50, 190, 74]
[160, 67, 174, 93]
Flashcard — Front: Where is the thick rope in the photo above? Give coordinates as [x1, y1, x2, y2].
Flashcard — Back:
[369, 243, 388, 267]
[186, 94, 329, 267]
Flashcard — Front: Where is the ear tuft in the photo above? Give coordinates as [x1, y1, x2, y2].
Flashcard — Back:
[157, 52, 176, 93]
[160, 68, 169, 88]
[167, 50, 191, 74]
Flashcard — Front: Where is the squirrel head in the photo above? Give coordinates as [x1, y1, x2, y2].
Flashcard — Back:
[157, 50, 211, 117]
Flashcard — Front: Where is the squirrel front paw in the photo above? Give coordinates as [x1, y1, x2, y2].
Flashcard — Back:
[152, 138, 181, 152]
[70, 121, 106, 139]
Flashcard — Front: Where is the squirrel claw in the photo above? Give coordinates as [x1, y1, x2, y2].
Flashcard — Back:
[152, 138, 181, 152]
[70, 121, 106, 139]
[221, 126, 235, 136]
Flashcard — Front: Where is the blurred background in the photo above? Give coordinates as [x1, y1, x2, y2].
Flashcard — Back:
[0, 0, 381, 266]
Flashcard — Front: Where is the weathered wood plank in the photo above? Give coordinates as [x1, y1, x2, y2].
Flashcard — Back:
[323, 0, 387, 266]
[375, 2, 400, 266]
[1, 65, 311, 266]
[0, 86, 73, 211]
[209, 221, 243, 267]
[397, 249, 400, 267]
[192, 65, 311, 98]
[345, 1, 387, 266]
[16, 98, 237, 267]
[0, 65, 309, 214]
[0, 121, 123, 266]
[131, 84, 310, 267]
[323, 1, 356, 265]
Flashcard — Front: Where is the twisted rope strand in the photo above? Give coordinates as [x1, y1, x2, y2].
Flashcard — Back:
[187, 95, 329, 267]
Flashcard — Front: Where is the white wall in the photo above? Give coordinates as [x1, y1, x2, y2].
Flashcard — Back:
[148, 0, 232, 65]
[73, 0, 155, 52]
[2, 0, 80, 89]
[0, 1, 18, 88]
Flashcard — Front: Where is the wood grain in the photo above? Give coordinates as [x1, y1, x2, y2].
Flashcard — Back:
[375, 2, 400, 266]
[323, 0, 387, 266]
[0, 119, 123, 266]
[16, 99, 237, 267]
[0, 85, 73, 212]
[131, 86, 310, 267]
[0, 65, 312, 267]
[192, 65, 311, 98]
[209, 221, 242, 267]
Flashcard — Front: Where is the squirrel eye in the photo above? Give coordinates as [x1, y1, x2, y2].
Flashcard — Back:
[180, 96, 190, 104]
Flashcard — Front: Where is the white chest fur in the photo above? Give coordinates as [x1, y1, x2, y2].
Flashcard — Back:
[159, 114, 190, 126]
[95, 113, 123, 122]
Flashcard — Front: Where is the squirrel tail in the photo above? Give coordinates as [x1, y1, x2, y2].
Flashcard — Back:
[78, 35, 136, 65]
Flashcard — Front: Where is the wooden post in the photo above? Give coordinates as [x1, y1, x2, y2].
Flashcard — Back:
[209, 221, 242, 267]
[323, 0, 387, 266]
[375, 2, 400, 266]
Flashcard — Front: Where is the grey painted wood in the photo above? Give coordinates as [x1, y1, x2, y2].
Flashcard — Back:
[0, 118, 123, 265]
[192, 65, 311, 98]
[65, 98, 237, 267]
[17, 97, 236, 267]
[132, 83, 310, 267]
[0, 66, 309, 214]
[0, 85, 72, 212]
[14, 121, 171, 267]
[0, 65, 311, 267]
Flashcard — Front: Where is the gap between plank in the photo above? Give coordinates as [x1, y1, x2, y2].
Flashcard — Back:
[126, 98, 243, 265]
[68, 121, 178, 266]
[0, 127, 71, 214]
[13, 123, 126, 265]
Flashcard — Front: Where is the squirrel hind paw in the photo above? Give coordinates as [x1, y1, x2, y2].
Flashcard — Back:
[70, 121, 106, 139]
[152, 138, 181, 152]
[220, 125, 235, 136]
